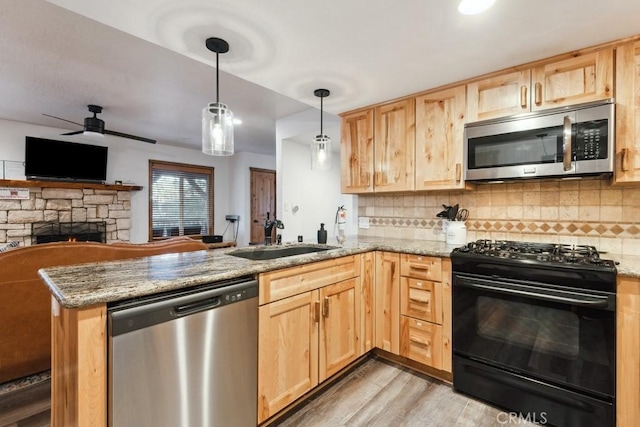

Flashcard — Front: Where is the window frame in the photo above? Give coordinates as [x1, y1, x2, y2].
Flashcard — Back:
[148, 160, 214, 241]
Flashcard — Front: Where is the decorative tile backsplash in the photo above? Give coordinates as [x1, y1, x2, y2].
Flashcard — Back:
[357, 178, 640, 255]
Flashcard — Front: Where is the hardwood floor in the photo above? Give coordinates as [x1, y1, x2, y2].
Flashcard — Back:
[0, 358, 536, 427]
[275, 357, 537, 427]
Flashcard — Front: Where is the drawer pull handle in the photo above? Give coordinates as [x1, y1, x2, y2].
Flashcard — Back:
[410, 264, 431, 271]
[409, 296, 429, 304]
[409, 336, 429, 347]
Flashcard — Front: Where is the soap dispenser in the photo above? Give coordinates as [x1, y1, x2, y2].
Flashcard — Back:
[317, 223, 327, 244]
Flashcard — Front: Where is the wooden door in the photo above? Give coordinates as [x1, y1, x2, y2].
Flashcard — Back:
[319, 278, 361, 382]
[466, 70, 531, 122]
[250, 168, 275, 244]
[340, 109, 374, 193]
[360, 251, 375, 354]
[374, 251, 400, 354]
[257, 291, 319, 423]
[531, 49, 613, 111]
[374, 99, 415, 192]
[615, 41, 640, 183]
[415, 86, 467, 190]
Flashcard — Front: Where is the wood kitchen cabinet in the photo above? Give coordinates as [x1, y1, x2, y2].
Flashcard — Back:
[360, 251, 375, 353]
[614, 40, 640, 183]
[341, 108, 374, 193]
[467, 48, 613, 122]
[399, 254, 452, 373]
[373, 99, 415, 192]
[375, 251, 400, 354]
[616, 275, 640, 427]
[257, 256, 361, 423]
[415, 85, 470, 191]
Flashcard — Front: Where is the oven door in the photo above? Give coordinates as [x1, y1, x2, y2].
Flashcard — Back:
[453, 273, 615, 398]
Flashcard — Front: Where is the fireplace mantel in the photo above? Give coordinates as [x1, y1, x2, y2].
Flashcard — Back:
[0, 179, 142, 191]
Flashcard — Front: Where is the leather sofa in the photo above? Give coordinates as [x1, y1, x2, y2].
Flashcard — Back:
[0, 237, 208, 385]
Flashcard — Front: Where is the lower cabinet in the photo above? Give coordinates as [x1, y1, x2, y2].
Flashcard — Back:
[257, 257, 361, 423]
[375, 251, 400, 354]
[617, 275, 640, 426]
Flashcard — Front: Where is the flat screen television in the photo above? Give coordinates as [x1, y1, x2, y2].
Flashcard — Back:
[24, 137, 108, 183]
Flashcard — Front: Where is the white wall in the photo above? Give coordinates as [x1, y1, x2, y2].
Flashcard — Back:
[276, 109, 357, 244]
[0, 118, 274, 244]
[227, 152, 276, 247]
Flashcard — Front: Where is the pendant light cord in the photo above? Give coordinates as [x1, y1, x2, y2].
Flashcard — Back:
[320, 95, 324, 134]
[216, 52, 220, 104]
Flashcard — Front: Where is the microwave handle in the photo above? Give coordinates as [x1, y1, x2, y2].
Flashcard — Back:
[563, 115, 573, 171]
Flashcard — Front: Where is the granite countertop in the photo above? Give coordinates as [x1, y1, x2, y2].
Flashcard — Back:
[38, 236, 640, 309]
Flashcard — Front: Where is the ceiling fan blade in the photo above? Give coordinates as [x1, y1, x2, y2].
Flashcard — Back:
[61, 130, 84, 136]
[104, 129, 156, 144]
[42, 113, 83, 127]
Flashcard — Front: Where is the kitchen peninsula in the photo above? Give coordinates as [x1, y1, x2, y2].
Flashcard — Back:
[39, 237, 640, 426]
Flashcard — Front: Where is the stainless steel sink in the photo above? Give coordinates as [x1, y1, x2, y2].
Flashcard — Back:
[227, 244, 337, 261]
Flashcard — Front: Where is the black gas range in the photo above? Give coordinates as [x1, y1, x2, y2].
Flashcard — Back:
[451, 239, 617, 427]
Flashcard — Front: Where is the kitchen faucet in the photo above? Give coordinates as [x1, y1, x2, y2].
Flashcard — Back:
[264, 212, 284, 245]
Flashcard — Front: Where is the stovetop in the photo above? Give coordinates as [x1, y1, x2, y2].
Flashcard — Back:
[451, 240, 617, 292]
[455, 239, 616, 269]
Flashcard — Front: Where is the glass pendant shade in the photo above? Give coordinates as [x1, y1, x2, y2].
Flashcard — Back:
[202, 102, 234, 156]
[311, 134, 332, 170]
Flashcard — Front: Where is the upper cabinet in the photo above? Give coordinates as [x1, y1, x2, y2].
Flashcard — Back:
[467, 70, 531, 122]
[374, 99, 416, 192]
[415, 85, 468, 191]
[341, 109, 374, 193]
[467, 49, 614, 122]
[615, 40, 640, 184]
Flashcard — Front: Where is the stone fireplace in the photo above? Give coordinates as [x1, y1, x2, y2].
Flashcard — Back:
[0, 182, 138, 246]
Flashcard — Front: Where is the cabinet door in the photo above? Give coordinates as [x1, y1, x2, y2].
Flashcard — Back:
[319, 278, 361, 382]
[400, 278, 442, 324]
[360, 251, 375, 354]
[400, 316, 443, 369]
[374, 99, 415, 192]
[466, 70, 531, 122]
[258, 291, 319, 423]
[341, 109, 374, 193]
[375, 252, 400, 354]
[617, 276, 640, 426]
[415, 86, 467, 191]
[531, 48, 613, 110]
[615, 41, 640, 183]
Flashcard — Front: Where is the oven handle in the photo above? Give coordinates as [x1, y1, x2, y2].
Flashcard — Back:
[455, 277, 611, 309]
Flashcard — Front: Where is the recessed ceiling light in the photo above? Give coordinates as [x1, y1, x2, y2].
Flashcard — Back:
[233, 118, 242, 125]
[458, 0, 496, 15]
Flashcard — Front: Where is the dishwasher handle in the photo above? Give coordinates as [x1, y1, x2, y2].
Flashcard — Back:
[174, 296, 221, 316]
[109, 278, 257, 337]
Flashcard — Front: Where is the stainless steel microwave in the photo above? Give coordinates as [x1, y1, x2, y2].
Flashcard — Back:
[464, 99, 615, 181]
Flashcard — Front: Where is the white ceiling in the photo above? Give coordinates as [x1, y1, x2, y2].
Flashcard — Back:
[2, 0, 640, 155]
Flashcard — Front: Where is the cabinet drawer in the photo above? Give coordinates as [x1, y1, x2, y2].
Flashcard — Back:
[400, 316, 443, 369]
[400, 278, 442, 324]
[259, 255, 359, 304]
[400, 254, 442, 281]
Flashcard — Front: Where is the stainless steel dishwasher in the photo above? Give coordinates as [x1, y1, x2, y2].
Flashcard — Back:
[108, 276, 257, 427]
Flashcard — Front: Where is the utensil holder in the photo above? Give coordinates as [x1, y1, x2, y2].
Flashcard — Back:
[445, 220, 467, 245]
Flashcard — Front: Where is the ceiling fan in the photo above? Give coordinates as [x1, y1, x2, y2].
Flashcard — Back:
[43, 104, 156, 144]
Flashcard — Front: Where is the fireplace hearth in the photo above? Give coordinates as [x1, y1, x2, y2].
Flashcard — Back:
[31, 221, 106, 244]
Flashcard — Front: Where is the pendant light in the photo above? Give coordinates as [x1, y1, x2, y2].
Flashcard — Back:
[202, 37, 234, 156]
[311, 89, 331, 170]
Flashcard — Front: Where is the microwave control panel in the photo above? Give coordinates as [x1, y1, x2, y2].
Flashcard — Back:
[575, 119, 608, 161]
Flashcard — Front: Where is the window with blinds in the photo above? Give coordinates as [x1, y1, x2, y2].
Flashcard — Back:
[149, 160, 214, 240]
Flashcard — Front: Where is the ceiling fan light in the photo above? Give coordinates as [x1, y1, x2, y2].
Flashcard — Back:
[83, 130, 104, 138]
[202, 102, 234, 156]
[458, 0, 496, 15]
[311, 134, 332, 170]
